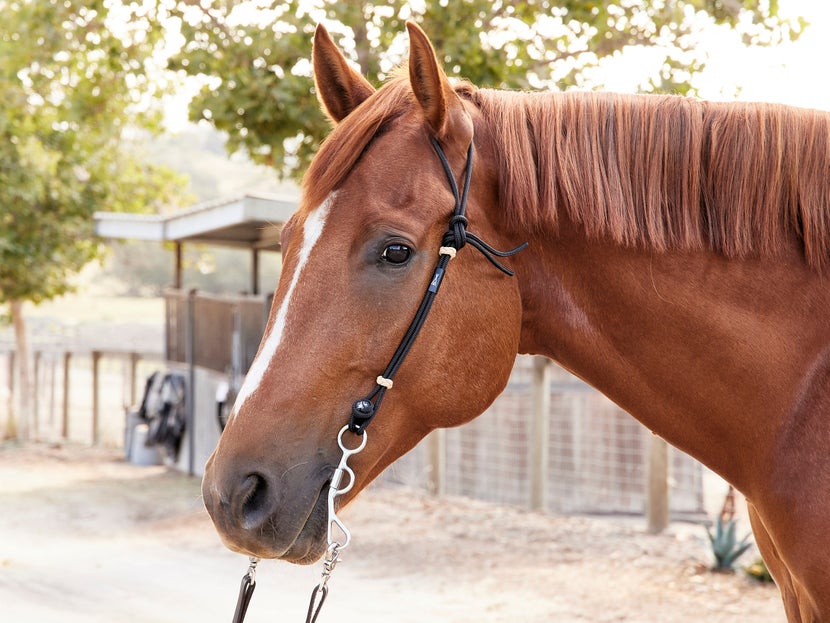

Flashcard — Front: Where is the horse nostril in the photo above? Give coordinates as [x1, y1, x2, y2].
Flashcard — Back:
[239, 472, 273, 530]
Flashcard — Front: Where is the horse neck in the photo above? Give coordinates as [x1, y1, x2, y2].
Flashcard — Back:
[513, 218, 830, 495]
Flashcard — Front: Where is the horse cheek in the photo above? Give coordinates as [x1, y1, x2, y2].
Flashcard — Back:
[428, 277, 521, 429]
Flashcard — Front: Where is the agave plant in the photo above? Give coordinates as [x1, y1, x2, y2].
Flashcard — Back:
[707, 515, 753, 572]
[707, 485, 753, 572]
[706, 485, 752, 573]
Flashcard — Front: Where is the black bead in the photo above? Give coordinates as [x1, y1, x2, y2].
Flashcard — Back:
[351, 399, 374, 420]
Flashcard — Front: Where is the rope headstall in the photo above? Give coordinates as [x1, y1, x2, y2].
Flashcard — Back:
[227, 136, 525, 622]
[347, 138, 527, 437]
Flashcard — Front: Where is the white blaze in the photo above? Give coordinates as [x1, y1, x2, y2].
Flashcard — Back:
[230, 193, 334, 418]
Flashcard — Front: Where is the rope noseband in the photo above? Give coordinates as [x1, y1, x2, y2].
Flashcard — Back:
[347, 137, 527, 436]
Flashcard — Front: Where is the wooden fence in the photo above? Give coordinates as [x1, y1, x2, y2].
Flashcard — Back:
[380, 356, 705, 524]
[0, 290, 705, 525]
[1, 349, 162, 446]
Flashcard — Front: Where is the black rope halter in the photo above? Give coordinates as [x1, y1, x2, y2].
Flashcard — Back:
[228, 135, 528, 623]
[347, 137, 528, 435]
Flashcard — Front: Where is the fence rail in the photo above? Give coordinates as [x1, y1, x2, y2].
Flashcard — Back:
[380, 356, 705, 520]
[1, 312, 706, 523]
[1, 349, 162, 446]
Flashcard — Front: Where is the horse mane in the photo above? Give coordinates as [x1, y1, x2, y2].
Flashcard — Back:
[304, 74, 830, 269]
[471, 88, 830, 270]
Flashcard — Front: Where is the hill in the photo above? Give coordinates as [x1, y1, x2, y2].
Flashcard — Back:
[142, 122, 299, 203]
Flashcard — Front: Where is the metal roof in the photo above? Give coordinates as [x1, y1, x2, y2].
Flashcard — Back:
[93, 193, 299, 251]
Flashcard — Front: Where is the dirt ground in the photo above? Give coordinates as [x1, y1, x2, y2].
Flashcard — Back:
[0, 442, 785, 622]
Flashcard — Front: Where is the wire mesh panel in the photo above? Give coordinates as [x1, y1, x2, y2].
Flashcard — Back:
[442, 362, 532, 506]
[380, 356, 704, 517]
[547, 375, 647, 514]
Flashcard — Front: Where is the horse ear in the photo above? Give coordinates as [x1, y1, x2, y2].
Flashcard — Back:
[313, 23, 375, 123]
[406, 21, 457, 136]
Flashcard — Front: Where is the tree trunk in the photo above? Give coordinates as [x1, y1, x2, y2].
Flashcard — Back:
[10, 300, 31, 440]
[353, 17, 370, 75]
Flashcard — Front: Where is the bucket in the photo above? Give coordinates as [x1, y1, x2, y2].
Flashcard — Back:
[130, 423, 163, 466]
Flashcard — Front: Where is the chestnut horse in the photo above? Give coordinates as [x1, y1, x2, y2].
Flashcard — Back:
[202, 23, 830, 621]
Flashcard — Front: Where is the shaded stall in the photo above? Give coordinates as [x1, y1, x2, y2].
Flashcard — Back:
[94, 193, 297, 475]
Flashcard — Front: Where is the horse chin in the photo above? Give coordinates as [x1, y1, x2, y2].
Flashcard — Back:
[218, 480, 330, 566]
[278, 484, 330, 565]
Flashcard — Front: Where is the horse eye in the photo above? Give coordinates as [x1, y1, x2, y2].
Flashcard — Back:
[381, 243, 412, 265]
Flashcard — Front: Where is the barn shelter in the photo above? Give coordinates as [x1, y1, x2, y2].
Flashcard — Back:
[94, 193, 297, 476]
[94, 193, 295, 294]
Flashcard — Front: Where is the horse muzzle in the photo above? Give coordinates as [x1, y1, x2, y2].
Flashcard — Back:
[201, 452, 333, 565]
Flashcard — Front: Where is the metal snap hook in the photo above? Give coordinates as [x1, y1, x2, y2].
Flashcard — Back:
[327, 425, 368, 549]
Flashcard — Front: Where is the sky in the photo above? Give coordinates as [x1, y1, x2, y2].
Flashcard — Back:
[600, 0, 830, 111]
[703, 0, 830, 111]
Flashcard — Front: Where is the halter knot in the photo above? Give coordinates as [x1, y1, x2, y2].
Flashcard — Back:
[350, 399, 375, 433]
[431, 138, 528, 276]
[444, 214, 469, 249]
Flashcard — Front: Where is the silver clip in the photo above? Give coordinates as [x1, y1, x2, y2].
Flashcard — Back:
[246, 556, 259, 584]
[319, 543, 341, 589]
[326, 425, 367, 549]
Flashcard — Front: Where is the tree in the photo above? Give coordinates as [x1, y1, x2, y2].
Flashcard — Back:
[0, 0, 190, 439]
[168, 0, 802, 181]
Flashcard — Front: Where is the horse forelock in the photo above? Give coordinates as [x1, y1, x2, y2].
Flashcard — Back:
[470, 88, 830, 270]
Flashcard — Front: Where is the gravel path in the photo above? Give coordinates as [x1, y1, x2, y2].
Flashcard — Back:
[0, 442, 784, 622]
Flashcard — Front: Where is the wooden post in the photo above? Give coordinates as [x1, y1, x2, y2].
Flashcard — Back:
[32, 350, 41, 438]
[174, 242, 183, 290]
[427, 428, 446, 496]
[128, 352, 140, 407]
[530, 356, 552, 511]
[186, 290, 197, 476]
[251, 248, 260, 295]
[48, 355, 56, 428]
[62, 352, 71, 439]
[646, 433, 670, 534]
[91, 351, 102, 445]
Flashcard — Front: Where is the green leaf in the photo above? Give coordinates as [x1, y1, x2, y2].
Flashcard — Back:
[168, 0, 801, 181]
[0, 0, 191, 306]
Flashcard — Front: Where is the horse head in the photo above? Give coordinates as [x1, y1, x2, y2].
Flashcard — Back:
[201, 23, 524, 563]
